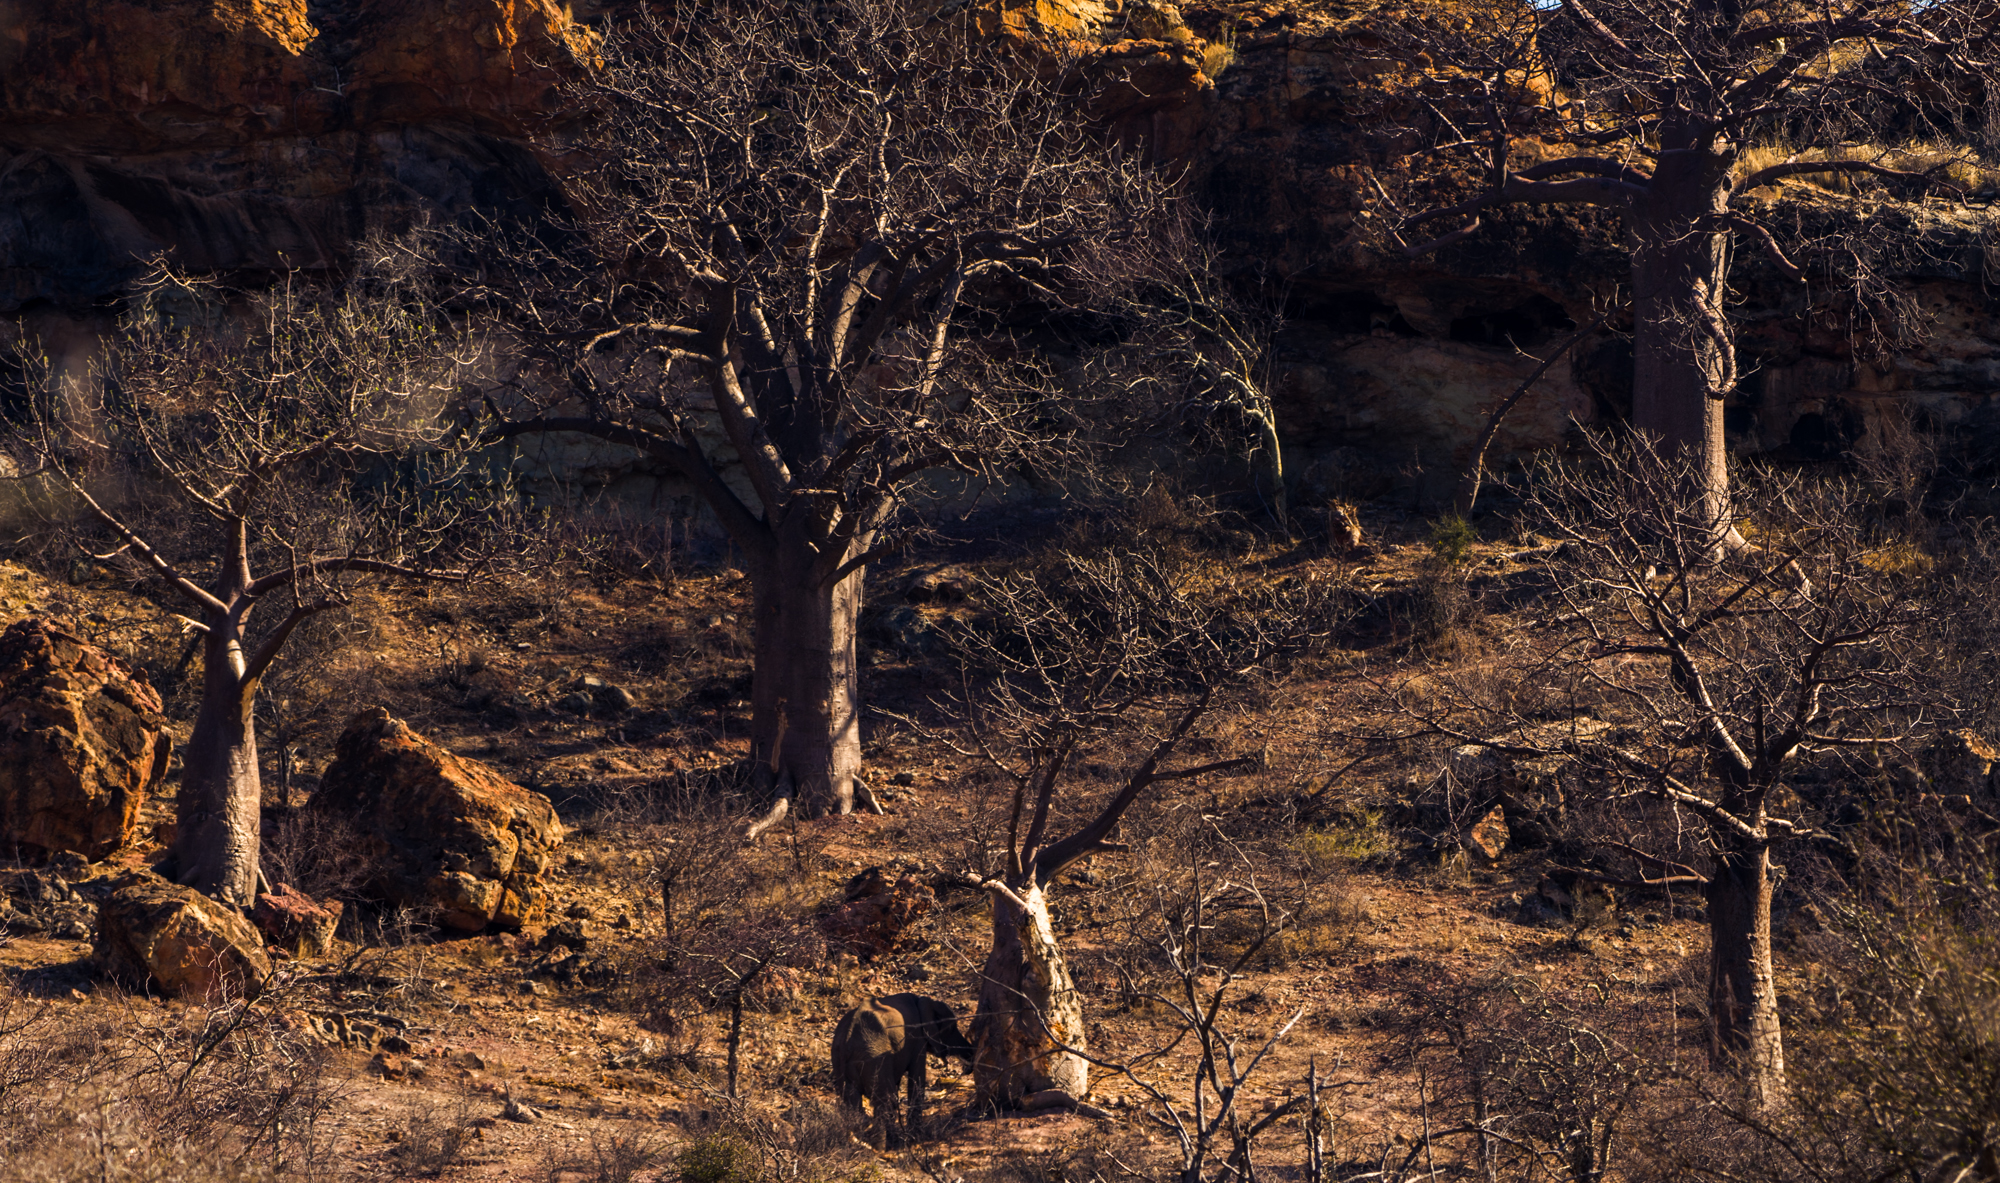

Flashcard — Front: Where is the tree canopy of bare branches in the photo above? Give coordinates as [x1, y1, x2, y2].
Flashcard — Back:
[1379, 0, 1999, 543]
[468, 0, 1169, 827]
[933, 544, 1343, 1111]
[1398, 431, 1938, 1110]
[1080, 214, 1290, 528]
[1, 263, 491, 905]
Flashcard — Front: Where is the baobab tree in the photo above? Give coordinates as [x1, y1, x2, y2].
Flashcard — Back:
[936, 546, 1339, 1111]
[471, 0, 1165, 828]
[1402, 432, 1934, 1111]
[3, 266, 486, 905]
[1382, 0, 1998, 544]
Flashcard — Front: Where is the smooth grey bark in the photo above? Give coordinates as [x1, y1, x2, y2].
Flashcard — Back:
[171, 623, 263, 906]
[970, 880, 1089, 1110]
[747, 532, 867, 819]
[1707, 835, 1785, 1110]
[1627, 129, 1738, 546]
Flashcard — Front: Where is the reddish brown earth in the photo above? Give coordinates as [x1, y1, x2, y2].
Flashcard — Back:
[0, 503, 1733, 1181]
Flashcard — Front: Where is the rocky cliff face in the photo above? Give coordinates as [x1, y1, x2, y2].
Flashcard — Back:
[1156, 2, 2000, 491]
[4, 0, 1996, 495]
[0, 0, 592, 309]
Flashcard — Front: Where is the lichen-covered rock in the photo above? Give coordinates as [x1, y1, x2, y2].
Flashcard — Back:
[310, 708, 563, 932]
[97, 872, 271, 1000]
[252, 884, 343, 959]
[0, 618, 171, 860]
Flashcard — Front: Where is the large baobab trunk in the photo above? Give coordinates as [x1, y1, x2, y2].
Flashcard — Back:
[1628, 143, 1736, 544]
[1707, 837, 1785, 1110]
[171, 626, 262, 906]
[747, 533, 866, 821]
[970, 881, 1089, 1110]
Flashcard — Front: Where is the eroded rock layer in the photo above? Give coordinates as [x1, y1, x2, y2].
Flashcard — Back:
[3, 0, 1996, 487]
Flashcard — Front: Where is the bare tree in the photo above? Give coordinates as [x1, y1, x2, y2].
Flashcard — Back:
[469, 0, 1167, 827]
[1379, 0, 1998, 547]
[1083, 214, 1290, 528]
[633, 782, 826, 1100]
[932, 546, 1340, 1111]
[2, 264, 487, 905]
[1400, 432, 1934, 1111]
[1092, 830, 1323, 1183]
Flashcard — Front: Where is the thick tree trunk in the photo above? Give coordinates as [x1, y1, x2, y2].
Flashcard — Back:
[1629, 143, 1736, 548]
[748, 534, 866, 819]
[1707, 839, 1785, 1110]
[171, 630, 262, 906]
[970, 881, 1088, 1110]
[1254, 414, 1287, 530]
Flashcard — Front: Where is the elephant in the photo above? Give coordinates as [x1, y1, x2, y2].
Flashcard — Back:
[831, 992, 976, 1147]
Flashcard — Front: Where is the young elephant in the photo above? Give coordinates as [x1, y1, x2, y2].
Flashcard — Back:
[831, 993, 975, 1147]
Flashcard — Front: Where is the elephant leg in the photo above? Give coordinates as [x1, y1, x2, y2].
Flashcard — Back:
[871, 1067, 896, 1150]
[840, 1058, 867, 1110]
[907, 1054, 929, 1140]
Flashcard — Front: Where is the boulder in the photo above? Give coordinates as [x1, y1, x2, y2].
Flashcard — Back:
[1464, 805, 1509, 863]
[97, 873, 271, 1000]
[539, 918, 596, 952]
[309, 708, 563, 932]
[564, 676, 632, 716]
[0, 618, 172, 860]
[252, 884, 343, 959]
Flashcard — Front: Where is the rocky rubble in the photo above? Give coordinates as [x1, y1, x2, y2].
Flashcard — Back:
[0, 858, 97, 940]
[309, 707, 564, 932]
[0, 618, 171, 861]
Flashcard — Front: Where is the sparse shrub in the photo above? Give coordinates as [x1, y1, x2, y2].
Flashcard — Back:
[677, 1134, 759, 1183]
[1426, 514, 1478, 566]
[392, 1093, 475, 1178]
[1295, 811, 1390, 868]
[1409, 515, 1482, 651]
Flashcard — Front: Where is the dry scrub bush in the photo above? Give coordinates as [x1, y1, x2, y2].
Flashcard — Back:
[0, 976, 341, 1183]
[534, 1126, 668, 1183]
[1369, 967, 1674, 1183]
[392, 1090, 478, 1179]
[623, 782, 829, 1097]
[670, 1096, 876, 1183]
[1071, 820, 1336, 1183]
[1775, 824, 2000, 1183]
